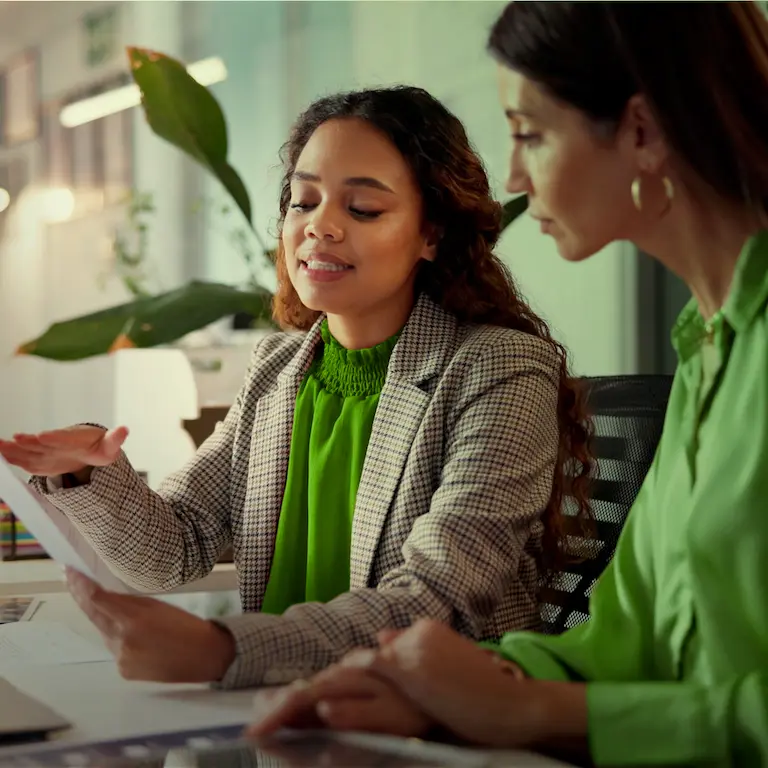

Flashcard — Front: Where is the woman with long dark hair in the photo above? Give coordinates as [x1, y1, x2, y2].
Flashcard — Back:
[251, 4, 768, 765]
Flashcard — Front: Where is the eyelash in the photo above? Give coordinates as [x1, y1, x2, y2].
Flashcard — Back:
[289, 202, 382, 220]
[512, 132, 541, 146]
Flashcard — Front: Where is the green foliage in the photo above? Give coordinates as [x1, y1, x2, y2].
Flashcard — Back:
[18, 282, 273, 361]
[127, 47, 254, 231]
[501, 195, 528, 230]
[102, 190, 155, 299]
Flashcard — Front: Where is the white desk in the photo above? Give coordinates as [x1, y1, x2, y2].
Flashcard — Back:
[0, 592, 570, 766]
[1, 591, 255, 747]
[1, 662, 257, 745]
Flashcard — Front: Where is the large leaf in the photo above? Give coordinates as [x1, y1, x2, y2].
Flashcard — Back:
[501, 194, 528, 231]
[127, 47, 253, 226]
[17, 281, 273, 361]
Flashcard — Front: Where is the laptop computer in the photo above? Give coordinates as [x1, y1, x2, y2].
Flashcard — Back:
[0, 724, 571, 767]
[0, 678, 70, 744]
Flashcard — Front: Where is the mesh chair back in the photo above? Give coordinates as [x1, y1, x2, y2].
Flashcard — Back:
[540, 375, 673, 634]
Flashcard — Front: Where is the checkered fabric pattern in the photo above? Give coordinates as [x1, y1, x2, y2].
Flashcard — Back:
[30, 294, 560, 689]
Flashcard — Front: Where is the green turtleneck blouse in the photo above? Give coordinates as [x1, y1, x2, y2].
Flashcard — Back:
[261, 321, 400, 615]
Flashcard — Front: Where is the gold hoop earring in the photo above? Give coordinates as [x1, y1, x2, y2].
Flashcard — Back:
[660, 176, 674, 218]
[631, 175, 675, 214]
[662, 176, 675, 207]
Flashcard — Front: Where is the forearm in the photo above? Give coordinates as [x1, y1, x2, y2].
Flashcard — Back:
[213, 584, 454, 689]
[584, 676, 767, 766]
[529, 682, 590, 764]
[31, 453, 221, 592]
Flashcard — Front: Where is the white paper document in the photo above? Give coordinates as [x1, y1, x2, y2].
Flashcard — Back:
[0, 621, 112, 667]
[0, 456, 136, 594]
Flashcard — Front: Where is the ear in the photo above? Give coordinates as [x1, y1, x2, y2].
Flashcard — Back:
[420, 224, 441, 263]
[620, 94, 669, 174]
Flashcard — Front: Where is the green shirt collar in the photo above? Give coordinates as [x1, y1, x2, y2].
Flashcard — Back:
[672, 229, 768, 362]
[312, 320, 401, 397]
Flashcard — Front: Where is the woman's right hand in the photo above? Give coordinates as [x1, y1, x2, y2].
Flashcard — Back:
[0, 425, 129, 480]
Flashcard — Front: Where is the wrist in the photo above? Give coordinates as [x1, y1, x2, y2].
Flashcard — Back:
[62, 467, 93, 487]
[72, 467, 93, 484]
[526, 682, 589, 756]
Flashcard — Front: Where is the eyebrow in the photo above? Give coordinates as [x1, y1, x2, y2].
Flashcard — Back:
[291, 171, 394, 194]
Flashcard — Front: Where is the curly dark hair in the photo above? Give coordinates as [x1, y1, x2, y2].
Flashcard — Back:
[272, 85, 594, 577]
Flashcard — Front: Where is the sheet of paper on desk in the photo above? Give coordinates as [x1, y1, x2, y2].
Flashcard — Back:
[0, 621, 112, 667]
[0, 456, 137, 594]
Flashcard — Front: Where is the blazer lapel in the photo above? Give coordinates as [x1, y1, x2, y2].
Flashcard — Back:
[350, 295, 458, 589]
[244, 321, 323, 610]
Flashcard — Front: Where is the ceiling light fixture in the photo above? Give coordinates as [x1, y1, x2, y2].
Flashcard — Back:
[59, 56, 227, 128]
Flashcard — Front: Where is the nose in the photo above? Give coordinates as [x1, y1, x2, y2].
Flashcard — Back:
[505, 146, 532, 196]
[304, 203, 344, 242]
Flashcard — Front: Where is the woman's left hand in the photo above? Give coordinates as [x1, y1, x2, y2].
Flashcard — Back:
[347, 619, 588, 751]
[66, 568, 236, 683]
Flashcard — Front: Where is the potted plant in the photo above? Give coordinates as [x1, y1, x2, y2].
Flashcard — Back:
[17, 48, 528, 362]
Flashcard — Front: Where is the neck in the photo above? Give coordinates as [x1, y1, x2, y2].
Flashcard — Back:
[326, 291, 416, 349]
[634, 193, 759, 321]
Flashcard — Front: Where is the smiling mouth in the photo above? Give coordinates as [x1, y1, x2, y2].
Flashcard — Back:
[301, 259, 353, 273]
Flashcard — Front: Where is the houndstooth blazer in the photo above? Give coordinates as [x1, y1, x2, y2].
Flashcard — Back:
[31, 294, 560, 689]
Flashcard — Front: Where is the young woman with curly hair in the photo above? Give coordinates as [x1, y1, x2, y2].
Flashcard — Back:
[1, 85, 592, 689]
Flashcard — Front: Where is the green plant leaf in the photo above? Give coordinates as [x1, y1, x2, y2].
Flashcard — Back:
[17, 281, 274, 361]
[127, 47, 253, 226]
[500, 194, 528, 231]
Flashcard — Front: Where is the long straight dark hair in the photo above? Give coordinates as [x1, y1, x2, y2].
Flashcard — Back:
[488, 2, 768, 219]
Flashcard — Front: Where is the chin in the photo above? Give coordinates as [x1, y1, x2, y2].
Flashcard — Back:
[554, 235, 604, 263]
[295, 290, 352, 317]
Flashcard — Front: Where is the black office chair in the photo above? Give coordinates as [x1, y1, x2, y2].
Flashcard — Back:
[540, 374, 674, 634]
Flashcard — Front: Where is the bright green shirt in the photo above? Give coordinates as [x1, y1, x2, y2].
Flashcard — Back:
[261, 322, 399, 616]
[492, 230, 768, 766]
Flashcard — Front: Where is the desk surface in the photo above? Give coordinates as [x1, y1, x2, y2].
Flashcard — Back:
[0, 592, 569, 766]
[1, 592, 256, 747]
[2, 662, 257, 745]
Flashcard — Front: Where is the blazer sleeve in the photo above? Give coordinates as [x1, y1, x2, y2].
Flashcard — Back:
[27, 339, 273, 593]
[213, 335, 561, 688]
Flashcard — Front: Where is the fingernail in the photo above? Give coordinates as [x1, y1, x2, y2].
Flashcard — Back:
[316, 700, 332, 720]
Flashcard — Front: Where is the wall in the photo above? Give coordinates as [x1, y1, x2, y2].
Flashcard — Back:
[195, 0, 638, 377]
[0, 1, 191, 438]
[351, 0, 638, 376]
[191, 1, 292, 293]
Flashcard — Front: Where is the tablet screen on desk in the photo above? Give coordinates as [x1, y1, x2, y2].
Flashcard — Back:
[0, 727, 496, 768]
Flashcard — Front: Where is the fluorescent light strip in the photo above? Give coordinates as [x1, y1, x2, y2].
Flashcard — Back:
[59, 57, 228, 128]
